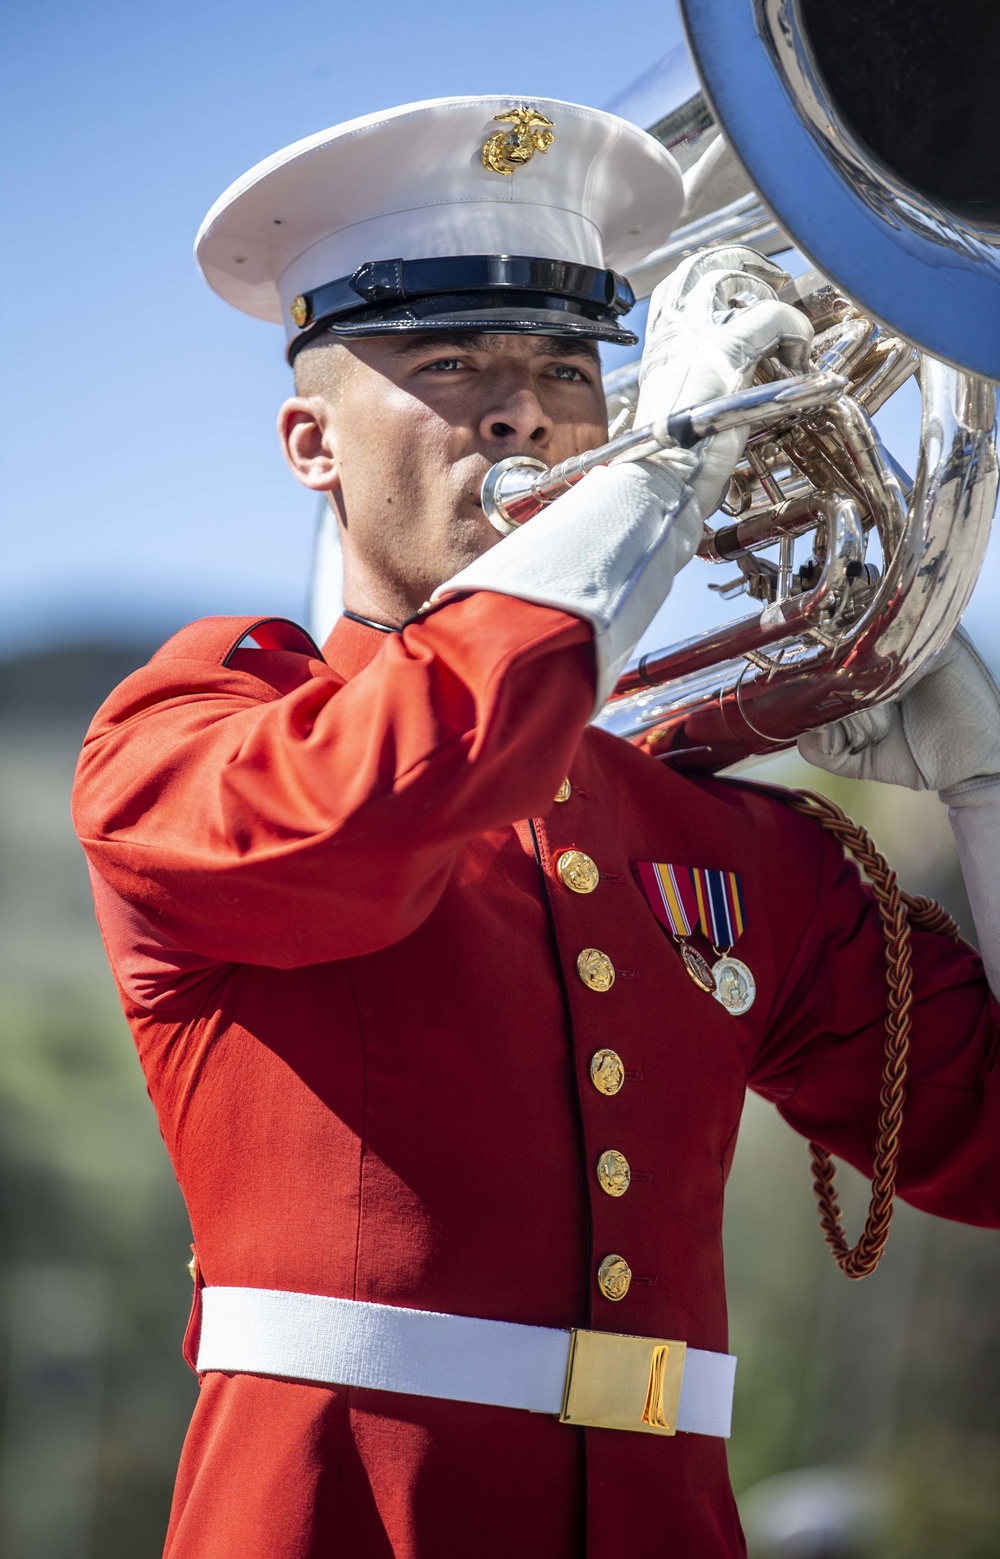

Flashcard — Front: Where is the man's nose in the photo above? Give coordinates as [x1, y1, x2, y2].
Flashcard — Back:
[477, 381, 554, 449]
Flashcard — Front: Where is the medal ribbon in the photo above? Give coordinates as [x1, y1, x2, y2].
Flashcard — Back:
[637, 863, 745, 945]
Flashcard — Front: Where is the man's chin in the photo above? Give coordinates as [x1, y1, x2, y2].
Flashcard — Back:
[427, 512, 502, 595]
[460, 502, 506, 553]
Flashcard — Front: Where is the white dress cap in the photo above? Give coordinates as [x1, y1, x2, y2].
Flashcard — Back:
[195, 94, 683, 354]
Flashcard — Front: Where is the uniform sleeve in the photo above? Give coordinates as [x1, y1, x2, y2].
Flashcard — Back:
[73, 593, 595, 967]
[746, 818, 1000, 1229]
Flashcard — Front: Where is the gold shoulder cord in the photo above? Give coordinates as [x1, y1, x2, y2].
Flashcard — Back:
[788, 790, 962, 1279]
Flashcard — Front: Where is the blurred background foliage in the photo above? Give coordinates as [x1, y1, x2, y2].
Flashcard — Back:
[0, 644, 998, 1556]
[727, 755, 1000, 1557]
[0, 649, 196, 1557]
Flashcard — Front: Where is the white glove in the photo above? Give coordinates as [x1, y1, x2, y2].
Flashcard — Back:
[796, 631, 1000, 796]
[798, 629, 1000, 998]
[434, 460, 701, 711]
[632, 245, 815, 523]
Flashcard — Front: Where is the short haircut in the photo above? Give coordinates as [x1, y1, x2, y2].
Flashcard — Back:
[292, 338, 350, 400]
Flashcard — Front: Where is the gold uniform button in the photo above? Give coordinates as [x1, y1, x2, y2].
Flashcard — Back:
[554, 777, 572, 804]
[597, 1253, 632, 1301]
[596, 1149, 631, 1197]
[589, 1048, 625, 1096]
[557, 849, 600, 894]
[577, 948, 615, 992]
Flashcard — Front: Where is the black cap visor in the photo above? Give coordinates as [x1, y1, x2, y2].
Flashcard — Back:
[323, 294, 637, 350]
[285, 255, 639, 361]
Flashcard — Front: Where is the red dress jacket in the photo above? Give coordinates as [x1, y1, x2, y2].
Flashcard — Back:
[72, 594, 1000, 1559]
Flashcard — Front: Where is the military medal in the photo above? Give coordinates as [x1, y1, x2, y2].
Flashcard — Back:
[711, 955, 756, 1015]
[637, 860, 755, 1012]
[681, 942, 716, 992]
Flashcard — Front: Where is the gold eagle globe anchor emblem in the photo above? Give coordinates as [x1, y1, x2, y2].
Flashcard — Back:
[481, 107, 555, 176]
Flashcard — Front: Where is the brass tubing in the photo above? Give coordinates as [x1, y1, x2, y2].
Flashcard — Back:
[700, 493, 820, 561]
[613, 495, 863, 694]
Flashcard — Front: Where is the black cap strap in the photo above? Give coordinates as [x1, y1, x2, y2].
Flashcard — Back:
[289, 254, 635, 335]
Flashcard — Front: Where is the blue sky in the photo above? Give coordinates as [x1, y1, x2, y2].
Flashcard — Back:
[2, 0, 996, 665]
[0, 0, 690, 650]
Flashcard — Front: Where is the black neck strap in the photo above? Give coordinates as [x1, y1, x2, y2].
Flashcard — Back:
[341, 609, 401, 635]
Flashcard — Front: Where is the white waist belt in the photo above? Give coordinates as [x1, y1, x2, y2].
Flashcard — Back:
[197, 1287, 736, 1439]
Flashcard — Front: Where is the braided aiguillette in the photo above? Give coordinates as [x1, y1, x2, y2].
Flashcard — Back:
[788, 790, 961, 1279]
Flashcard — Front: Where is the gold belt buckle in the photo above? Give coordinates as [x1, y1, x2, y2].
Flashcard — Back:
[559, 1328, 687, 1436]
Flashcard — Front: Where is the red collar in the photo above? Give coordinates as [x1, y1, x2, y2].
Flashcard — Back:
[321, 614, 398, 681]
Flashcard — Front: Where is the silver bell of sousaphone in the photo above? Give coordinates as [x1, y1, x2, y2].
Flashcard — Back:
[481, 0, 1000, 771]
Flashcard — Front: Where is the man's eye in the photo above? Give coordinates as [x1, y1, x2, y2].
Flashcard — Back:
[426, 358, 463, 372]
[551, 363, 588, 381]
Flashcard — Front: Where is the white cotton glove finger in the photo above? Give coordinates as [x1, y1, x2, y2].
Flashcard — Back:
[650, 245, 791, 319]
[640, 279, 814, 394]
[639, 290, 815, 411]
[797, 630, 1000, 796]
[797, 703, 923, 785]
[632, 246, 813, 524]
[432, 462, 702, 713]
[638, 246, 811, 417]
[715, 295, 815, 378]
[635, 293, 815, 522]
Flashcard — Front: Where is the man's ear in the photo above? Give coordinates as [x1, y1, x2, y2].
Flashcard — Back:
[277, 397, 340, 492]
